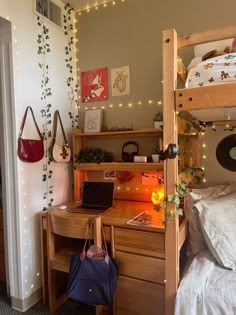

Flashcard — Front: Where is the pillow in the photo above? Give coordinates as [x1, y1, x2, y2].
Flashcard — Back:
[185, 183, 236, 256]
[187, 57, 202, 71]
[194, 38, 233, 58]
[194, 192, 236, 270]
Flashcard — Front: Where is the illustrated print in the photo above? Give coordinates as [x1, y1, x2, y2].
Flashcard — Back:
[111, 65, 130, 96]
[81, 68, 108, 103]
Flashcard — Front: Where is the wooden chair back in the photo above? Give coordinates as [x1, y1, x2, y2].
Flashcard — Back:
[46, 208, 103, 314]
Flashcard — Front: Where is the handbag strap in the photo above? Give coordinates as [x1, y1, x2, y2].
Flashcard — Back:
[52, 110, 69, 144]
[18, 106, 43, 140]
[80, 219, 109, 263]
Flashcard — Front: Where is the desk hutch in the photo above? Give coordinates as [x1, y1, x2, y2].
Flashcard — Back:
[41, 127, 165, 315]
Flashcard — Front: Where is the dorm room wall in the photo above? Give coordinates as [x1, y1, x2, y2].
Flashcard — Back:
[76, 0, 236, 184]
[0, 0, 76, 310]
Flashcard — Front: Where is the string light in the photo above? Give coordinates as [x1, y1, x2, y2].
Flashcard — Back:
[76, 0, 125, 14]
[78, 99, 163, 111]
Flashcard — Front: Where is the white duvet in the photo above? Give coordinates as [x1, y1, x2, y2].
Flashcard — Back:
[174, 250, 236, 315]
[186, 52, 236, 88]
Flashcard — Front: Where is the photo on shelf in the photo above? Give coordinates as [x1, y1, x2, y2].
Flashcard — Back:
[104, 170, 116, 180]
[84, 108, 103, 133]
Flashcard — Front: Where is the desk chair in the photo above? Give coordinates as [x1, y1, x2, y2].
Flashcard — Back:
[46, 209, 103, 314]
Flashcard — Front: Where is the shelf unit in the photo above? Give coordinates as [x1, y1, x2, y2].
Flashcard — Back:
[72, 128, 163, 200]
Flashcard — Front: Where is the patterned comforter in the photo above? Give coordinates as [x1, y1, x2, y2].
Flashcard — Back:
[186, 53, 236, 88]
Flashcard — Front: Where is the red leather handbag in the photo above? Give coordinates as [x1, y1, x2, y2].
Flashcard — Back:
[18, 106, 44, 163]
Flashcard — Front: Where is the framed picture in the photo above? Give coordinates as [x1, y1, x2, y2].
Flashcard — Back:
[84, 109, 103, 133]
[111, 65, 130, 96]
[81, 67, 109, 103]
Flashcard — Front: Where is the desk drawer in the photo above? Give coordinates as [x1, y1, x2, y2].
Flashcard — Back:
[115, 251, 165, 284]
[115, 275, 165, 315]
[114, 228, 164, 255]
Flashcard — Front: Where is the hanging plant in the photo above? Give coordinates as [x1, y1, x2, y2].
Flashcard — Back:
[63, 3, 79, 128]
[37, 15, 54, 209]
[154, 178, 191, 226]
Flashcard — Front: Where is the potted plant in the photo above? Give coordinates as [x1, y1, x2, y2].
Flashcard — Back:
[153, 112, 163, 128]
[151, 144, 160, 162]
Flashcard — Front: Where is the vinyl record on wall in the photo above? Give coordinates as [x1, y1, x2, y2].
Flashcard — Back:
[216, 134, 236, 172]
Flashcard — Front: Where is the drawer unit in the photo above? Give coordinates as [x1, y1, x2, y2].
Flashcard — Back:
[114, 227, 165, 258]
[115, 275, 165, 315]
[115, 251, 165, 284]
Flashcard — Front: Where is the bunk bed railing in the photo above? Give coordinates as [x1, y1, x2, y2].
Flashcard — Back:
[176, 82, 236, 112]
[177, 25, 236, 49]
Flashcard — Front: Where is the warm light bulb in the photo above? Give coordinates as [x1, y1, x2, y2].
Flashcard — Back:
[151, 186, 164, 205]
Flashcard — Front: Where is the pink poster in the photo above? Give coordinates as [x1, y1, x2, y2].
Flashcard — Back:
[81, 67, 109, 103]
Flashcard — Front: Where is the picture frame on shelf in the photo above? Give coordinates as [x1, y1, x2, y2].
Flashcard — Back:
[84, 108, 103, 133]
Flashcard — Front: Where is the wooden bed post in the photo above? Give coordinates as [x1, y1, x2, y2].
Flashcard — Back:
[162, 29, 179, 315]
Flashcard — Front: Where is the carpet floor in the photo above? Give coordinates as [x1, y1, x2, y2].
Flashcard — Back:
[0, 282, 95, 315]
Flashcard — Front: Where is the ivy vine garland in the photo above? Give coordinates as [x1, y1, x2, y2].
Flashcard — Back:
[37, 15, 54, 209]
[63, 3, 79, 128]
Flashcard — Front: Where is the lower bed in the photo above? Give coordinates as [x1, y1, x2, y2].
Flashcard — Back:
[175, 249, 236, 315]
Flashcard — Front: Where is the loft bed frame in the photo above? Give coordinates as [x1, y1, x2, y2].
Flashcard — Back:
[162, 25, 236, 315]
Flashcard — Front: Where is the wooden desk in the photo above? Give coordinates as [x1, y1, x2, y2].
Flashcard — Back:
[40, 200, 165, 315]
[102, 200, 165, 315]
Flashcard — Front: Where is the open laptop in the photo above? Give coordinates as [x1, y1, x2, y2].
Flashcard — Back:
[70, 181, 114, 214]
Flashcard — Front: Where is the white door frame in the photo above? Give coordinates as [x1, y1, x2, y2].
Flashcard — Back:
[0, 17, 21, 300]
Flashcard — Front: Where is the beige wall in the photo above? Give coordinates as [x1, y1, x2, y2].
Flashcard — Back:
[75, 0, 236, 184]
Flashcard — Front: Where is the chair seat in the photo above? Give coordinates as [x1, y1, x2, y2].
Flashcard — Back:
[51, 247, 80, 273]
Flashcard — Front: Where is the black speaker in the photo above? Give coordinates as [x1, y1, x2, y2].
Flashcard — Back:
[122, 141, 139, 162]
[159, 143, 180, 160]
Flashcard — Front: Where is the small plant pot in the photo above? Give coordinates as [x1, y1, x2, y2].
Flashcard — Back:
[152, 154, 160, 163]
[154, 121, 163, 128]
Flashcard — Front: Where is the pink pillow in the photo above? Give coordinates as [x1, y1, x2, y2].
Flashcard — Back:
[232, 38, 236, 52]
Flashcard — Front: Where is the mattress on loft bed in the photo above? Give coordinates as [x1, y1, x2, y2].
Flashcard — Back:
[174, 249, 236, 315]
[185, 52, 236, 88]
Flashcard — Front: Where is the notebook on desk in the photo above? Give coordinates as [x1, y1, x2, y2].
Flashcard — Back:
[69, 181, 114, 215]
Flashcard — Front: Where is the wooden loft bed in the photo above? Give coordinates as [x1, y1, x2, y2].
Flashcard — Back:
[162, 25, 236, 315]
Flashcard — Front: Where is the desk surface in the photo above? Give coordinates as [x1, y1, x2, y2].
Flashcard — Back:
[41, 200, 165, 233]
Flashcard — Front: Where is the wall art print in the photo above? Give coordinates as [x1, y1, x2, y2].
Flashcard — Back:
[84, 109, 103, 133]
[111, 65, 130, 96]
[81, 67, 109, 103]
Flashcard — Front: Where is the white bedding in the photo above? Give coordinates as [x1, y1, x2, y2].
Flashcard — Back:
[174, 250, 236, 315]
[186, 52, 236, 88]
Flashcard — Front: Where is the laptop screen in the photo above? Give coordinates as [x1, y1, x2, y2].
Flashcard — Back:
[82, 181, 114, 209]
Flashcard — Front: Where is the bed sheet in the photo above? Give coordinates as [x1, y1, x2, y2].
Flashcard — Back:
[174, 250, 236, 315]
[185, 53, 236, 88]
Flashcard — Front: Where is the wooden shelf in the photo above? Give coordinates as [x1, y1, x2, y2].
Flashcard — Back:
[74, 162, 163, 171]
[72, 128, 162, 139]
